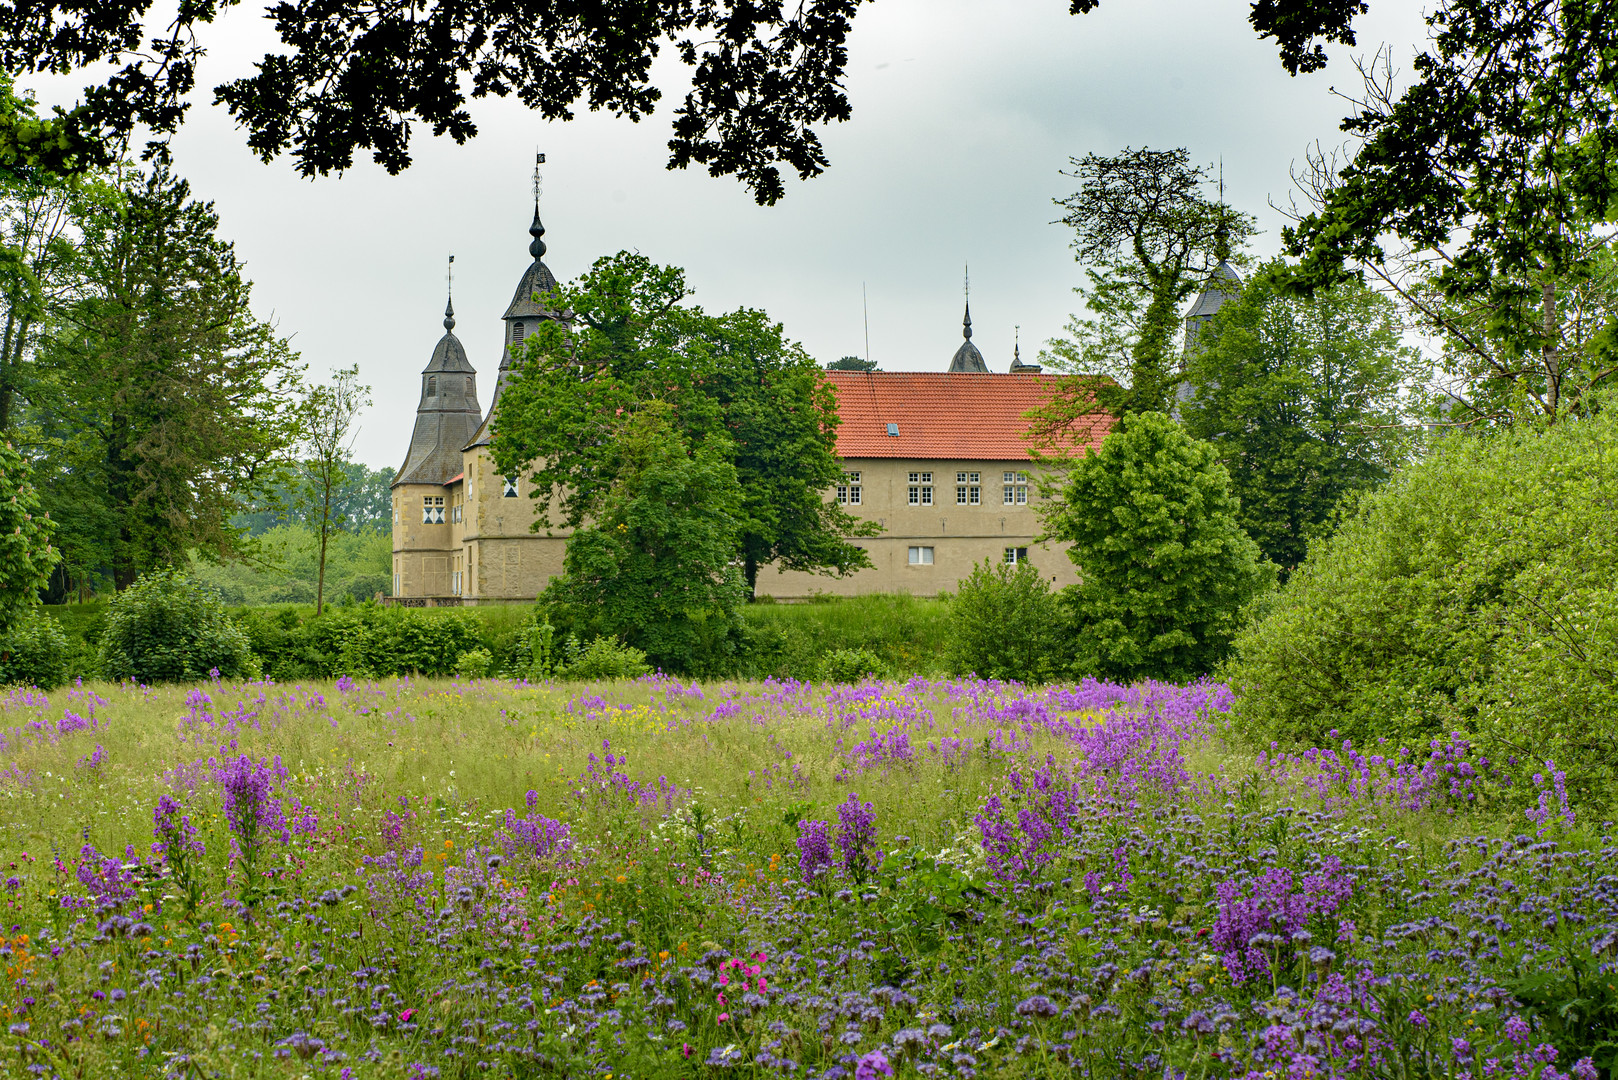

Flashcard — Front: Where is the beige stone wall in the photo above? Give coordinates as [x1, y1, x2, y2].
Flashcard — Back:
[753, 458, 1078, 599]
[460, 447, 572, 601]
[393, 451, 1071, 603]
[391, 482, 460, 598]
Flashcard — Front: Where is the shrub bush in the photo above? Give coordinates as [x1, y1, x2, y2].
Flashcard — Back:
[99, 570, 260, 684]
[338, 608, 483, 677]
[820, 646, 884, 683]
[0, 611, 72, 689]
[1226, 413, 1618, 806]
[453, 647, 494, 679]
[945, 560, 1060, 683]
[558, 635, 651, 681]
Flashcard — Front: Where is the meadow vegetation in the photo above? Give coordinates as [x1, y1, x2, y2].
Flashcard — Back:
[0, 672, 1612, 1079]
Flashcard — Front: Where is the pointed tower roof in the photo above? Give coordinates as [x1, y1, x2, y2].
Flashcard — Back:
[394, 296, 483, 487]
[948, 300, 990, 373]
[1182, 260, 1242, 358]
[502, 205, 560, 320]
[468, 190, 568, 449]
[1009, 328, 1041, 373]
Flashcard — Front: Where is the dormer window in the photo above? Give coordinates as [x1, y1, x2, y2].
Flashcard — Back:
[426, 375, 437, 396]
[512, 322, 526, 348]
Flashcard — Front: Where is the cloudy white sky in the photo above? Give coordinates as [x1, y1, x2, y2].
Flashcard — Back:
[25, 0, 1429, 471]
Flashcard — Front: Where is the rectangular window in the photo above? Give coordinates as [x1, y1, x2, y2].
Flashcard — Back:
[503, 477, 518, 498]
[836, 470, 862, 506]
[908, 471, 932, 506]
[956, 485, 968, 505]
[1003, 471, 1029, 505]
[1004, 546, 1030, 565]
[422, 495, 444, 524]
[907, 546, 934, 566]
[969, 485, 980, 505]
[393, 572, 401, 596]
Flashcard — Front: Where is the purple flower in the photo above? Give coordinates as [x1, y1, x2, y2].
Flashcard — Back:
[214, 755, 289, 846]
[796, 819, 833, 884]
[854, 1050, 893, 1080]
[835, 793, 881, 883]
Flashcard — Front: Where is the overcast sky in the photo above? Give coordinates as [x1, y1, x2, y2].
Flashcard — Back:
[25, 0, 1429, 471]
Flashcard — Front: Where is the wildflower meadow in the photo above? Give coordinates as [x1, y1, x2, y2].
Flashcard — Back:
[0, 673, 1612, 1079]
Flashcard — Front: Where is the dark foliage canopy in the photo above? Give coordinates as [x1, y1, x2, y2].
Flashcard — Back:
[0, 0, 1379, 200]
[0, 0, 863, 203]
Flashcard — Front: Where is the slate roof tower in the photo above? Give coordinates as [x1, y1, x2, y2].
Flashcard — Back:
[1182, 260, 1242, 356]
[469, 195, 565, 447]
[948, 299, 990, 372]
[394, 296, 483, 485]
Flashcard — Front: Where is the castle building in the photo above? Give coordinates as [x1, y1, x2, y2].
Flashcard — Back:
[389, 200, 1236, 603]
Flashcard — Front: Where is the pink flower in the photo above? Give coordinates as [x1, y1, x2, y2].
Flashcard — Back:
[718, 1013, 730, 1023]
[682, 1043, 693, 1059]
[716, 992, 727, 1006]
[717, 973, 729, 986]
[399, 1009, 415, 1023]
[757, 978, 767, 992]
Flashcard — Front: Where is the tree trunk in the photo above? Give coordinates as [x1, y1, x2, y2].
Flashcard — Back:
[316, 476, 332, 616]
[743, 550, 758, 599]
[1542, 279, 1560, 417]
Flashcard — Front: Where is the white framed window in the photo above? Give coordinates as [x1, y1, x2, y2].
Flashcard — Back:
[907, 546, 934, 566]
[503, 477, 518, 498]
[1004, 546, 1030, 565]
[836, 471, 862, 506]
[451, 570, 462, 595]
[422, 495, 444, 524]
[956, 471, 981, 505]
[1003, 471, 1029, 505]
[393, 572, 401, 596]
[908, 471, 933, 506]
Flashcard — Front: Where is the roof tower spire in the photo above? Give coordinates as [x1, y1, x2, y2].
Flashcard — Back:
[444, 253, 456, 330]
[529, 151, 547, 259]
[947, 261, 989, 372]
[962, 263, 972, 339]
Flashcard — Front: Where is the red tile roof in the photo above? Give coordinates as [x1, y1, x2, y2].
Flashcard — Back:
[824, 371, 1111, 461]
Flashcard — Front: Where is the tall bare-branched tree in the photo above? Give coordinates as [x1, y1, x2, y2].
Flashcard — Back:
[297, 365, 370, 615]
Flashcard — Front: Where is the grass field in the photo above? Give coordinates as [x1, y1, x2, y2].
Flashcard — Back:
[0, 674, 1611, 1079]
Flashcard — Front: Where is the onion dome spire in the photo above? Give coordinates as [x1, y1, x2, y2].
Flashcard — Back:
[947, 262, 990, 372]
[444, 297, 456, 332]
[529, 204, 547, 260]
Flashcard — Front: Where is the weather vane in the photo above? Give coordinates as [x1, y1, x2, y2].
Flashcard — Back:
[446, 253, 454, 298]
[533, 151, 545, 202]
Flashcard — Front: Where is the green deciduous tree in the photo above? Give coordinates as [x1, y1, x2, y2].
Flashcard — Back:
[825, 356, 876, 371]
[1036, 148, 1255, 427]
[542, 403, 746, 672]
[1180, 262, 1423, 576]
[0, 0, 864, 203]
[295, 365, 371, 616]
[1045, 411, 1272, 682]
[30, 167, 302, 589]
[491, 250, 875, 598]
[1271, 1, 1618, 423]
[0, 437, 54, 630]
